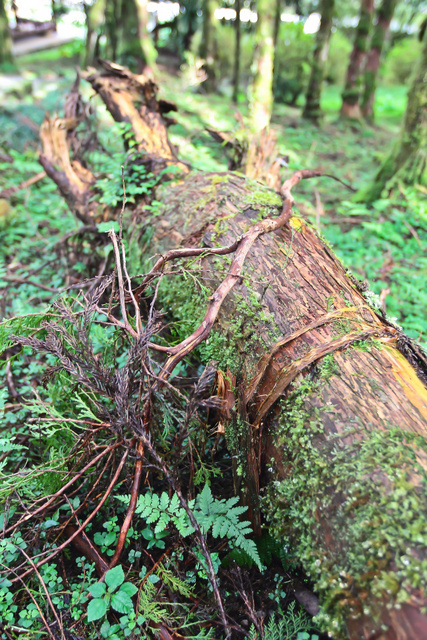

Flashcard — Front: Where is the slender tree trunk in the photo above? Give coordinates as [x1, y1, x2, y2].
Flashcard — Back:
[0, 0, 13, 65]
[84, 0, 106, 67]
[273, 0, 281, 49]
[302, 0, 335, 122]
[135, 0, 158, 73]
[182, 0, 198, 52]
[361, 0, 397, 122]
[200, 0, 218, 92]
[40, 60, 427, 640]
[248, 0, 276, 132]
[232, 0, 241, 103]
[340, 0, 374, 119]
[105, 0, 121, 60]
[356, 25, 427, 201]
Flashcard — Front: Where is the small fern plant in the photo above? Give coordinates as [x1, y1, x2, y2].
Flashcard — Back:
[117, 484, 262, 570]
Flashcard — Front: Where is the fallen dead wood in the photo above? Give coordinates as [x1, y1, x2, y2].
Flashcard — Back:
[37, 62, 427, 640]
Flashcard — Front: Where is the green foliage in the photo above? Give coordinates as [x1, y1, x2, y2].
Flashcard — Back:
[273, 23, 312, 106]
[383, 38, 422, 85]
[118, 484, 262, 570]
[250, 601, 317, 640]
[87, 566, 138, 622]
[326, 30, 353, 85]
[326, 188, 427, 345]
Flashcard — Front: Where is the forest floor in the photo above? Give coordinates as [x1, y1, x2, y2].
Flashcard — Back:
[0, 42, 426, 639]
[1, 42, 425, 347]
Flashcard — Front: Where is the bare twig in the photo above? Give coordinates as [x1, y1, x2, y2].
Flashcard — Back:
[0, 171, 46, 199]
[108, 439, 145, 569]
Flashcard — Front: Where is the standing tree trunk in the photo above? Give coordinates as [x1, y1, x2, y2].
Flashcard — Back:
[356, 24, 427, 201]
[248, 0, 275, 133]
[84, 0, 106, 67]
[200, 0, 218, 92]
[182, 0, 198, 52]
[340, 0, 374, 119]
[0, 0, 13, 65]
[361, 0, 397, 122]
[40, 61, 427, 640]
[232, 0, 241, 103]
[302, 0, 335, 122]
[245, 0, 278, 185]
[135, 0, 158, 73]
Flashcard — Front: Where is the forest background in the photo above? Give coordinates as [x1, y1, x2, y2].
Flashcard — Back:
[0, 1, 426, 639]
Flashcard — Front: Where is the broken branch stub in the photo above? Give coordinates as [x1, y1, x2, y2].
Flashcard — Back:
[82, 59, 188, 173]
[39, 115, 97, 224]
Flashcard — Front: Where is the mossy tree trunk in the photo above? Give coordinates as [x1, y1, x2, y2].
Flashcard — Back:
[248, 0, 275, 133]
[232, 0, 241, 103]
[0, 0, 13, 65]
[340, 0, 374, 119]
[84, 0, 106, 67]
[134, 0, 158, 73]
[200, 0, 218, 92]
[244, 0, 279, 185]
[302, 0, 335, 122]
[356, 25, 427, 201]
[361, 0, 397, 122]
[40, 61, 427, 640]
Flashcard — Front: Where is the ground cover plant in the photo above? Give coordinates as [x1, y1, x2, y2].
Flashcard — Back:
[0, 9, 426, 639]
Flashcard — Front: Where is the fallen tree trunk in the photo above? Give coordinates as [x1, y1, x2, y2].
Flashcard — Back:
[39, 62, 427, 640]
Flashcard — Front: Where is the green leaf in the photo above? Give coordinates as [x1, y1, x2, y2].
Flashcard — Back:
[97, 221, 120, 233]
[88, 582, 106, 598]
[105, 565, 125, 591]
[111, 590, 134, 614]
[87, 597, 107, 621]
[119, 582, 138, 597]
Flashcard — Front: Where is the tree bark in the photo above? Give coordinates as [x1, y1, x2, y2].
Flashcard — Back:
[356, 25, 427, 201]
[340, 0, 374, 119]
[249, 0, 275, 133]
[232, 0, 241, 103]
[200, 0, 218, 92]
[134, 0, 158, 73]
[0, 0, 13, 65]
[40, 62, 427, 640]
[84, 0, 106, 67]
[361, 0, 397, 122]
[302, 0, 335, 122]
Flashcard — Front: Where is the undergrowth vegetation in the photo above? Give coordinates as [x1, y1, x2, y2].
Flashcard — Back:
[0, 39, 425, 640]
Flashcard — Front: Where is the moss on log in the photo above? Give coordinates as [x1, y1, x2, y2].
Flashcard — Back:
[40, 63, 427, 640]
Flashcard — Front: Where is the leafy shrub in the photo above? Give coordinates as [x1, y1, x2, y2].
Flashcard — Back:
[273, 22, 312, 106]
[326, 29, 353, 85]
[382, 37, 421, 85]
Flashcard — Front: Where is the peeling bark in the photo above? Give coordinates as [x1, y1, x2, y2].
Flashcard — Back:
[41, 63, 427, 640]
